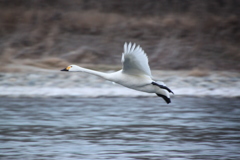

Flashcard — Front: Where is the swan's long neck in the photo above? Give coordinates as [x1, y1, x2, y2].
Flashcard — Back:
[74, 66, 110, 80]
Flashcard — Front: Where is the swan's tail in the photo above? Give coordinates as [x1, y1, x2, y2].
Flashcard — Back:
[156, 93, 171, 104]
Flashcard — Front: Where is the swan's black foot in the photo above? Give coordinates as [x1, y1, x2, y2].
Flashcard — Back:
[156, 94, 171, 104]
[151, 82, 174, 94]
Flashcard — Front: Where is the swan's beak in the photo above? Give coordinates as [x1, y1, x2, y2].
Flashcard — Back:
[61, 68, 68, 71]
[61, 66, 70, 71]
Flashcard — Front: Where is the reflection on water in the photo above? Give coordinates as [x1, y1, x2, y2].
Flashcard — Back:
[0, 97, 240, 160]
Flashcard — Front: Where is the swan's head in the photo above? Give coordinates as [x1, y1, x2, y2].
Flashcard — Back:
[61, 65, 79, 72]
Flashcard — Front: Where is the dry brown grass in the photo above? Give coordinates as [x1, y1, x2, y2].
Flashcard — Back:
[23, 57, 69, 69]
[62, 10, 124, 32]
[21, 58, 121, 71]
[0, 67, 21, 73]
[1, 6, 237, 40]
[188, 68, 209, 77]
[0, 48, 16, 64]
[0, 8, 198, 36]
[0, 8, 124, 35]
[0, 5, 239, 71]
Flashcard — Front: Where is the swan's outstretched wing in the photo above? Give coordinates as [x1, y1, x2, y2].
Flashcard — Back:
[121, 42, 151, 76]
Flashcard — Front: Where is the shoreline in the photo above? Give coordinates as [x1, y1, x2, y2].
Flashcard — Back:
[0, 86, 239, 98]
[0, 69, 239, 98]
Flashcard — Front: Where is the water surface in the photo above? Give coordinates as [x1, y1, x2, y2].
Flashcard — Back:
[0, 97, 240, 160]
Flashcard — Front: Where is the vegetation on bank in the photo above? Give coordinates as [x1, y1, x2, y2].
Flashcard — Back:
[0, 0, 239, 71]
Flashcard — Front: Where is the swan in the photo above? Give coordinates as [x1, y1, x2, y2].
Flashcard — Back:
[61, 42, 174, 104]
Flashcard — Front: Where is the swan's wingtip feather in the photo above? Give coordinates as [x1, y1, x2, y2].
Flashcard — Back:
[123, 42, 147, 58]
[121, 41, 152, 76]
[124, 42, 128, 53]
[121, 53, 125, 62]
[131, 43, 136, 52]
[128, 42, 132, 52]
[124, 42, 143, 53]
[126, 42, 132, 53]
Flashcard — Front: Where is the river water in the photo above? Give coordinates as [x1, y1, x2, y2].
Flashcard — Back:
[0, 97, 240, 160]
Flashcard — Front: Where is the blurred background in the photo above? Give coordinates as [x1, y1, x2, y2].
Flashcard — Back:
[0, 0, 239, 71]
[1, 1, 240, 160]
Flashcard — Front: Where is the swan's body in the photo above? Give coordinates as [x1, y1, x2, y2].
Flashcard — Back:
[61, 43, 174, 104]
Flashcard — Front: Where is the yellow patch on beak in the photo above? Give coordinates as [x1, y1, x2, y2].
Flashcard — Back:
[66, 66, 71, 70]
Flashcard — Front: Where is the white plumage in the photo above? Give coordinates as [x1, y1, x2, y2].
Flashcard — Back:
[122, 42, 151, 76]
[61, 42, 174, 104]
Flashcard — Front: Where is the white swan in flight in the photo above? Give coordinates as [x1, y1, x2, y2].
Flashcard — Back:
[61, 42, 174, 104]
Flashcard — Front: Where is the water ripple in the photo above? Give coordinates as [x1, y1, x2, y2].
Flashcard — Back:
[0, 97, 240, 160]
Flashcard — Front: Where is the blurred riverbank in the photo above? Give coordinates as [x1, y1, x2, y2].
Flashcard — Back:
[0, 0, 240, 71]
[1, 1, 239, 98]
